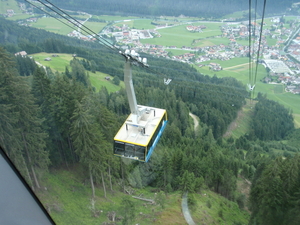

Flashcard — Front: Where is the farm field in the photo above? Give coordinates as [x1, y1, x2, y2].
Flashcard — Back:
[95, 15, 138, 22]
[140, 22, 223, 48]
[6, 13, 32, 21]
[168, 49, 192, 56]
[195, 37, 231, 47]
[31, 17, 75, 35]
[114, 19, 156, 30]
[83, 21, 107, 34]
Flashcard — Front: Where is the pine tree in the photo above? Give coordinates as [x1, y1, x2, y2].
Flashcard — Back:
[70, 98, 109, 199]
[0, 47, 49, 190]
[121, 196, 136, 225]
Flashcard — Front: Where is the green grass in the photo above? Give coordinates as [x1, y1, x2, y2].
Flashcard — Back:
[141, 23, 223, 48]
[83, 21, 107, 34]
[73, 14, 90, 20]
[30, 52, 123, 93]
[266, 37, 278, 46]
[191, 190, 250, 224]
[209, 57, 250, 68]
[133, 19, 156, 30]
[0, 0, 22, 14]
[89, 72, 123, 93]
[31, 17, 75, 35]
[168, 49, 192, 56]
[274, 84, 284, 94]
[196, 37, 231, 47]
[225, 100, 256, 139]
[294, 114, 300, 128]
[37, 167, 249, 225]
[114, 19, 157, 30]
[95, 15, 139, 22]
[6, 13, 32, 21]
[37, 167, 185, 225]
[235, 39, 250, 46]
[30, 53, 75, 72]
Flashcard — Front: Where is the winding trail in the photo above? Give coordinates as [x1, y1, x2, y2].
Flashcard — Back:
[182, 112, 198, 225]
[182, 192, 196, 225]
[189, 113, 199, 132]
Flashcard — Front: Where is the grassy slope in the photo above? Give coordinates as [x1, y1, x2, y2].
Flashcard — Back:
[37, 167, 249, 225]
[191, 191, 250, 225]
[37, 167, 187, 225]
[30, 17, 75, 35]
[223, 99, 256, 139]
[30, 52, 122, 93]
[0, 0, 22, 14]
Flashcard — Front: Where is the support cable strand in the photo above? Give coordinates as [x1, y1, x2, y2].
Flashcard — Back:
[34, 0, 118, 53]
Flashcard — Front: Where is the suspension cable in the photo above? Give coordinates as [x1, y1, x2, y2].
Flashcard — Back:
[43, 0, 118, 52]
[33, 0, 119, 53]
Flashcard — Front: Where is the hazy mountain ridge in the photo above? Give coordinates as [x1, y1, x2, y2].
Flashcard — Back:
[25, 0, 300, 18]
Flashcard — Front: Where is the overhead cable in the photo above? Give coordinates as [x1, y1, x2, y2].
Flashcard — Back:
[34, 0, 118, 53]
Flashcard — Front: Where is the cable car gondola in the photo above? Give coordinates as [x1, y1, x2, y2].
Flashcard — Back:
[113, 51, 168, 162]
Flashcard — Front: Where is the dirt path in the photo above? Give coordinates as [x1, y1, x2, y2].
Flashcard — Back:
[223, 62, 253, 70]
[223, 100, 256, 138]
[182, 192, 196, 225]
[189, 113, 199, 132]
[223, 109, 244, 138]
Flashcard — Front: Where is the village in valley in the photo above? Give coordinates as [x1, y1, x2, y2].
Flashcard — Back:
[4, 1, 300, 94]
[98, 17, 300, 94]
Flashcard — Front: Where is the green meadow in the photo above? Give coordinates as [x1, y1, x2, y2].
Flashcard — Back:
[196, 37, 231, 47]
[113, 19, 153, 30]
[31, 17, 75, 35]
[0, 0, 22, 14]
[140, 22, 223, 48]
[89, 72, 123, 92]
[30, 53, 122, 93]
[95, 15, 138, 22]
[30, 53, 75, 72]
[266, 37, 278, 46]
[6, 13, 32, 21]
[83, 21, 107, 34]
[168, 49, 192, 56]
[191, 191, 250, 224]
[73, 14, 90, 20]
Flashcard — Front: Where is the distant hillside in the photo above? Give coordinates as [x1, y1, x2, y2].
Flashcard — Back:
[26, 0, 300, 18]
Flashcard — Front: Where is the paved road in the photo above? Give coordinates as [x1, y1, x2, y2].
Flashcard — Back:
[182, 192, 196, 225]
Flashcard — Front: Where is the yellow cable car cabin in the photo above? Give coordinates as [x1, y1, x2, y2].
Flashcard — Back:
[114, 50, 168, 162]
[114, 106, 167, 162]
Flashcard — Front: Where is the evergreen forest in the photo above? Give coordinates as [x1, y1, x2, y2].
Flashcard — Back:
[19, 0, 300, 18]
[1, 11, 300, 225]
